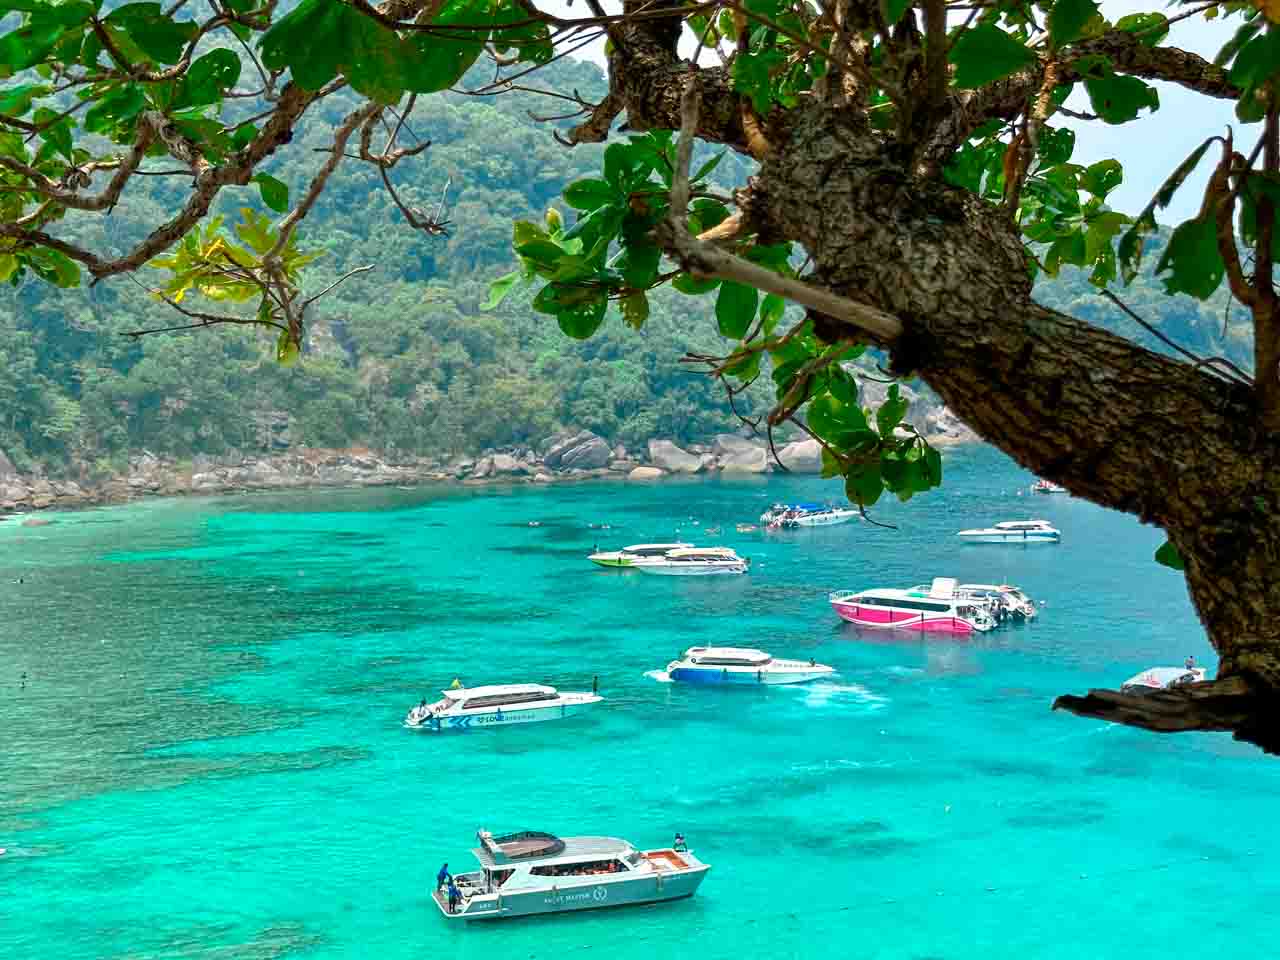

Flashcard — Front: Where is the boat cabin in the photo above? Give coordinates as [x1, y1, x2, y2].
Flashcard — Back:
[993, 520, 1055, 531]
[663, 547, 743, 562]
[621, 543, 690, 557]
[443, 684, 559, 711]
[681, 646, 771, 667]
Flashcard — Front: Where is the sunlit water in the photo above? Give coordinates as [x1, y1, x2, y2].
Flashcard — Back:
[3, 447, 1278, 959]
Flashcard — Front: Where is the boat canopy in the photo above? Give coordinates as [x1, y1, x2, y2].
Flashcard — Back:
[683, 646, 771, 665]
[475, 830, 566, 865]
[443, 683, 556, 701]
[622, 542, 691, 555]
[928, 577, 958, 599]
[665, 547, 742, 560]
[993, 520, 1054, 529]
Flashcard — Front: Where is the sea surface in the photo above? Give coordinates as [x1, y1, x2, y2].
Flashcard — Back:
[2, 446, 1278, 959]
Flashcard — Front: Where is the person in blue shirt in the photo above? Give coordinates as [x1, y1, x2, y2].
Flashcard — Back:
[436, 863, 450, 892]
[447, 879, 462, 914]
[673, 833, 687, 852]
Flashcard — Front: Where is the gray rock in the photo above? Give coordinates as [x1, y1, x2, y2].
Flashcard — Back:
[544, 430, 611, 470]
[628, 466, 666, 481]
[533, 472, 555, 483]
[719, 446, 768, 473]
[712, 434, 763, 457]
[0, 449, 17, 479]
[775, 438, 823, 473]
[647, 439, 701, 473]
[0, 483, 30, 503]
[491, 453, 527, 474]
[53, 481, 84, 498]
[26, 478, 54, 496]
[470, 456, 494, 480]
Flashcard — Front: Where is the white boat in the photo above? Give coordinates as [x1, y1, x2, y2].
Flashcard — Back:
[956, 519, 1061, 543]
[1120, 666, 1207, 694]
[1031, 479, 1067, 494]
[760, 502, 858, 529]
[588, 542, 691, 568]
[664, 646, 834, 685]
[829, 577, 997, 635]
[635, 546, 748, 575]
[433, 830, 710, 921]
[954, 583, 1037, 621]
[405, 682, 602, 732]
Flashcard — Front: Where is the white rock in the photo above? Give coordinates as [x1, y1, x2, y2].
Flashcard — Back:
[647, 439, 701, 473]
[628, 466, 666, 481]
[775, 438, 823, 473]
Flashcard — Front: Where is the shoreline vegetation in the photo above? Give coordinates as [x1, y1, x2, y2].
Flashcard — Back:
[0, 418, 979, 520]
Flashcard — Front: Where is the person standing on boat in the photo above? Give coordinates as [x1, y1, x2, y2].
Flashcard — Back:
[1185, 655, 1197, 671]
[446, 879, 462, 914]
[436, 862, 450, 892]
[673, 833, 687, 852]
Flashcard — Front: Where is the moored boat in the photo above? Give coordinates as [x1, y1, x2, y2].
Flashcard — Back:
[829, 577, 996, 634]
[1031, 479, 1067, 494]
[588, 542, 692, 568]
[664, 646, 834, 684]
[635, 546, 748, 575]
[405, 682, 602, 732]
[956, 519, 1061, 543]
[433, 829, 710, 920]
[760, 502, 858, 529]
[1119, 665, 1207, 694]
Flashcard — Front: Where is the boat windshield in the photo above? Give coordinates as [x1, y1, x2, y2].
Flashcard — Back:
[691, 655, 772, 666]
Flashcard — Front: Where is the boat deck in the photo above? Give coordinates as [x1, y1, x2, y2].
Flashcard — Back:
[643, 849, 689, 870]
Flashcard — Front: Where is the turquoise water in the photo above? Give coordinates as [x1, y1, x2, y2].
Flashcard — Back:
[3, 447, 1278, 959]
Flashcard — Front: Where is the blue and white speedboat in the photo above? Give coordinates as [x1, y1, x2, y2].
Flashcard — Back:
[663, 646, 834, 685]
[405, 683, 602, 731]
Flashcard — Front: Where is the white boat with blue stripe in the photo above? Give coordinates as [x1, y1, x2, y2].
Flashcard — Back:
[405, 682, 602, 732]
[664, 646, 834, 685]
[956, 519, 1061, 543]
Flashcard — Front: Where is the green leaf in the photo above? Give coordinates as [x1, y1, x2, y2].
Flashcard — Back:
[26, 246, 80, 287]
[1036, 126, 1075, 167]
[690, 150, 725, 184]
[1154, 539, 1184, 571]
[1155, 216, 1224, 300]
[402, 0, 487, 94]
[0, 20, 67, 72]
[0, 83, 49, 116]
[1117, 136, 1217, 283]
[603, 142, 637, 190]
[105, 4, 197, 64]
[1080, 158, 1122, 198]
[259, 0, 349, 91]
[1228, 28, 1280, 94]
[1048, 0, 1099, 47]
[483, 270, 520, 310]
[620, 290, 649, 330]
[174, 48, 241, 109]
[845, 463, 883, 508]
[618, 241, 661, 288]
[252, 173, 289, 213]
[1115, 12, 1167, 46]
[716, 281, 759, 339]
[1084, 72, 1159, 124]
[875, 384, 909, 437]
[759, 293, 785, 335]
[563, 179, 617, 211]
[884, 0, 911, 26]
[948, 24, 1036, 89]
[83, 83, 145, 134]
[672, 272, 720, 295]
[555, 292, 608, 339]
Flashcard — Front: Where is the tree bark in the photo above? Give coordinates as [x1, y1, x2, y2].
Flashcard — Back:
[598, 5, 1280, 751]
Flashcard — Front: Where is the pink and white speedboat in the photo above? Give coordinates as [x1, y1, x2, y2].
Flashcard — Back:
[828, 577, 996, 635]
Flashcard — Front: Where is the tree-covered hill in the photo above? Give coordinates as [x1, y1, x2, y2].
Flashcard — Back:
[1, 56, 1250, 478]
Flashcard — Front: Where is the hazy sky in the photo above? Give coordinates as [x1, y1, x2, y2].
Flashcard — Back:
[537, 0, 1239, 222]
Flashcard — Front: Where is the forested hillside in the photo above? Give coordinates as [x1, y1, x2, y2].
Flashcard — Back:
[1, 56, 1250, 479]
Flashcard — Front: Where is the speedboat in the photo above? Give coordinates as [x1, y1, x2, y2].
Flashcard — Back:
[956, 520, 1061, 543]
[829, 577, 996, 635]
[405, 682, 602, 732]
[760, 502, 858, 529]
[664, 646, 834, 684]
[588, 542, 691, 568]
[954, 583, 1037, 621]
[433, 829, 710, 920]
[1119, 665, 1207, 694]
[1031, 479, 1066, 494]
[635, 546, 748, 575]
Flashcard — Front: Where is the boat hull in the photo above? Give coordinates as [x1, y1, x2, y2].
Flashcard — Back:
[830, 601, 976, 635]
[637, 563, 746, 576]
[588, 553, 633, 568]
[668, 666, 831, 685]
[408, 701, 596, 732]
[957, 533, 1060, 544]
[436, 866, 709, 921]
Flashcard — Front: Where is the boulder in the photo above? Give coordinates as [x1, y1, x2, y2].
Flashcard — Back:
[53, 481, 84, 498]
[712, 434, 763, 457]
[533, 472, 555, 483]
[544, 430, 611, 470]
[921, 406, 980, 447]
[775, 438, 823, 473]
[647, 439, 701, 473]
[469, 456, 494, 480]
[0, 483, 30, 503]
[26, 477, 53, 497]
[719, 446, 768, 473]
[30, 496, 55, 509]
[628, 466, 666, 481]
[490, 453, 528, 475]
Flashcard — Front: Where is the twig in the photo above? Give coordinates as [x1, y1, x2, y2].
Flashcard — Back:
[301, 265, 376, 311]
[1099, 289, 1252, 387]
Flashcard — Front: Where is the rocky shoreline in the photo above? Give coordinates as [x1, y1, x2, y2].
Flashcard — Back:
[0, 414, 978, 520]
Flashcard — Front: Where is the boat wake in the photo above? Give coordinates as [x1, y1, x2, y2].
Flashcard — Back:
[644, 669, 674, 683]
[800, 681, 888, 709]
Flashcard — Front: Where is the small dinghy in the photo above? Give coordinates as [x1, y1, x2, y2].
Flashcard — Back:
[1120, 665, 1207, 694]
